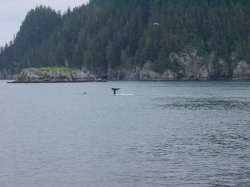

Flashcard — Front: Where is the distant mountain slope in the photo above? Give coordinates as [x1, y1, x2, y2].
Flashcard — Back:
[0, 0, 250, 80]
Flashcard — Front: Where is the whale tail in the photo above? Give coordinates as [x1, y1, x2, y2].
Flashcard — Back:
[112, 88, 120, 95]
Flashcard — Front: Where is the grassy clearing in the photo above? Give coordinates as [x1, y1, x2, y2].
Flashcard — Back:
[38, 67, 79, 73]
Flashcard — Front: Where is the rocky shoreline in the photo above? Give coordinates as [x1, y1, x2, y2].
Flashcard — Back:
[106, 52, 250, 81]
[9, 68, 106, 83]
[10, 80, 106, 83]
[2, 52, 250, 82]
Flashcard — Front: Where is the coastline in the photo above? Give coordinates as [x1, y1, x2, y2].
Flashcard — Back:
[8, 79, 107, 83]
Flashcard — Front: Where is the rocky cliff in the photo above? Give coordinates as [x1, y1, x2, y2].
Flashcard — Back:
[107, 52, 250, 81]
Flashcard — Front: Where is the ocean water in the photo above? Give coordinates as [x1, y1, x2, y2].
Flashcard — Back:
[0, 80, 249, 187]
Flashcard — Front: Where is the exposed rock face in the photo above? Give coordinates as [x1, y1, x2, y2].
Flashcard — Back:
[13, 68, 100, 83]
[107, 52, 250, 81]
[232, 61, 250, 80]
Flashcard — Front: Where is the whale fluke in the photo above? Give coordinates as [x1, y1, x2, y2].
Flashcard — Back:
[112, 88, 120, 95]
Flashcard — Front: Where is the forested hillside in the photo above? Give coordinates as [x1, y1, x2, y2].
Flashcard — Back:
[0, 0, 250, 80]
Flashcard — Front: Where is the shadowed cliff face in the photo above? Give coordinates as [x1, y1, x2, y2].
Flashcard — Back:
[0, 69, 13, 79]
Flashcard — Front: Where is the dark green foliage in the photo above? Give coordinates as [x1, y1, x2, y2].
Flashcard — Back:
[0, 6, 61, 72]
[0, 0, 249, 74]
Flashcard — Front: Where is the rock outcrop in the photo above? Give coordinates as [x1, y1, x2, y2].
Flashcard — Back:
[12, 68, 104, 83]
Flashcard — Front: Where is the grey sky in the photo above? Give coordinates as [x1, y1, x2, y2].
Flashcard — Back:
[0, 0, 89, 46]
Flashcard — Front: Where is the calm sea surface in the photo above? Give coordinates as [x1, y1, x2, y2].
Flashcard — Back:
[0, 80, 249, 187]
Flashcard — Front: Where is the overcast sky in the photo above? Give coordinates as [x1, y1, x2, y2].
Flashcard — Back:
[0, 0, 89, 46]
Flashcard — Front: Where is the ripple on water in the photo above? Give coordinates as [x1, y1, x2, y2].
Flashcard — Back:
[156, 97, 250, 111]
[0, 80, 250, 187]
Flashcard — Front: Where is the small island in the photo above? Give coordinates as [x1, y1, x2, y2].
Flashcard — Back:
[11, 67, 106, 83]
